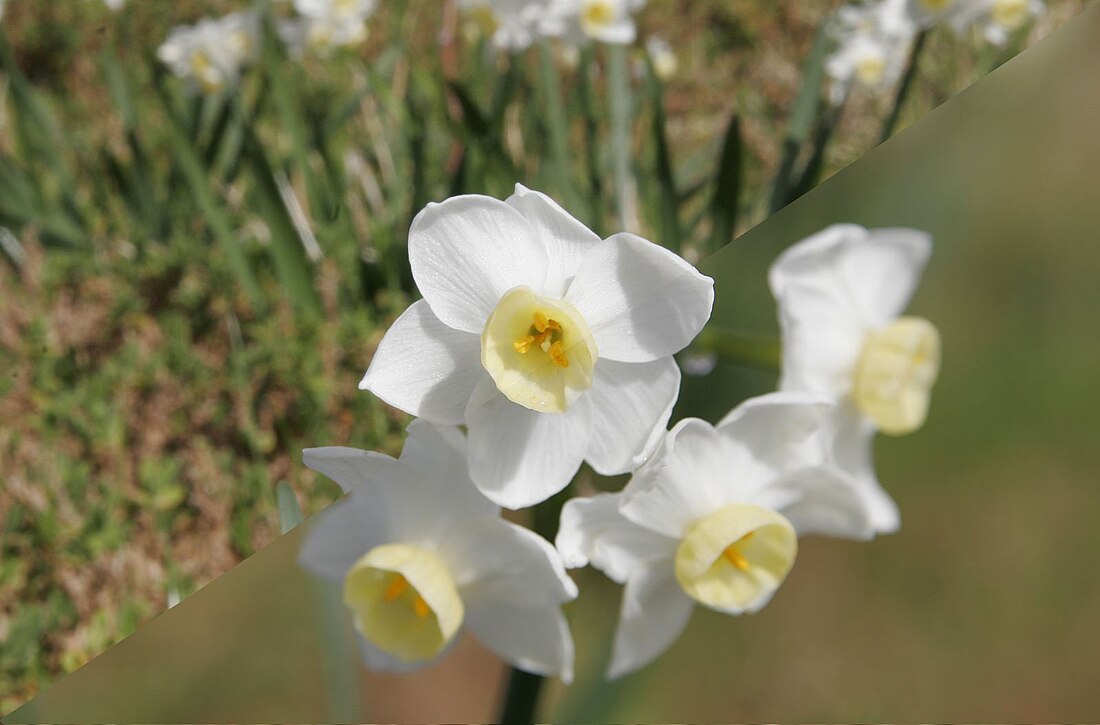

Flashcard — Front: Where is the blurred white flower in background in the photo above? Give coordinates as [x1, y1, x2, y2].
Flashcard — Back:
[299, 419, 578, 679]
[157, 11, 260, 94]
[458, 0, 554, 51]
[360, 184, 713, 509]
[557, 393, 875, 678]
[769, 224, 940, 533]
[541, 0, 647, 45]
[949, 0, 1045, 45]
[293, 0, 377, 50]
[645, 35, 677, 80]
[826, 0, 916, 104]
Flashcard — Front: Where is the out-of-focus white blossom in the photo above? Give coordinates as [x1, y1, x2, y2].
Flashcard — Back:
[293, 0, 377, 50]
[769, 224, 940, 534]
[458, 0, 555, 51]
[825, 0, 917, 105]
[949, 0, 1044, 45]
[157, 11, 260, 94]
[645, 36, 677, 80]
[541, 0, 647, 46]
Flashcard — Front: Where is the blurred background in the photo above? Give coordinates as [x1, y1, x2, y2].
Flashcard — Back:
[2, 0, 1097, 721]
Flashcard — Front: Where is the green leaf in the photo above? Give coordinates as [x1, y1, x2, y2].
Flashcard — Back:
[707, 114, 743, 252]
[769, 24, 830, 214]
[645, 67, 682, 251]
[275, 481, 304, 534]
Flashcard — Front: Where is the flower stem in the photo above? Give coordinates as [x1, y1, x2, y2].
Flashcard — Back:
[880, 29, 929, 143]
[606, 44, 638, 233]
[692, 328, 781, 371]
[498, 667, 545, 725]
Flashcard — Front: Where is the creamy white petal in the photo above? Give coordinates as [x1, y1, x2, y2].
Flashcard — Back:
[714, 391, 836, 495]
[408, 195, 549, 333]
[565, 233, 714, 363]
[383, 419, 500, 542]
[444, 517, 577, 608]
[606, 563, 694, 680]
[751, 465, 875, 540]
[589, 17, 635, 44]
[358, 299, 486, 424]
[506, 184, 601, 298]
[770, 224, 931, 332]
[557, 493, 677, 584]
[833, 401, 900, 533]
[584, 357, 680, 475]
[464, 602, 576, 683]
[296, 493, 388, 582]
[465, 379, 592, 509]
[618, 418, 737, 539]
[775, 286, 867, 398]
[302, 446, 396, 495]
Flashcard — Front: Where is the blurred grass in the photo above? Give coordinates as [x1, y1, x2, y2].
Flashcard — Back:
[0, 0, 1090, 717]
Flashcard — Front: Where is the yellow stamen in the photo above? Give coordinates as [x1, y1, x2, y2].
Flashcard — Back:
[383, 574, 408, 602]
[413, 595, 430, 619]
[548, 340, 569, 368]
[533, 311, 550, 333]
[513, 334, 536, 353]
[723, 545, 750, 571]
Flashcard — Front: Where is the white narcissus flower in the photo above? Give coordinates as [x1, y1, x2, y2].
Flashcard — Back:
[645, 36, 677, 81]
[299, 419, 578, 680]
[541, 0, 647, 45]
[826, 1, 917, 105]
[556, 393, 875, 679]
[769, 224, 940, 533]
[948, 0, 1044, 45]
[294, 0, 377, 49]
[458, 0, 554, 51]
[361, 184, 713, 509]
[157, 11, 260, 94]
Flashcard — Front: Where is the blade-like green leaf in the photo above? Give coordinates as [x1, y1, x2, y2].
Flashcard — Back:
[707, 114, 743, 252]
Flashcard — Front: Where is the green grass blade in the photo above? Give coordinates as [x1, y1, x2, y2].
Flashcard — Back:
[768, 24, 830, 214]
[606, 44, 637, 233]
[275, 481, 304, 534]
[646, 67, 682, 251]
[153, 74, 264, 310]
[707, 114, 743, 252]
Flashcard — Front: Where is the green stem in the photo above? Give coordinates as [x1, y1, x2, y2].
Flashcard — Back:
[693, 328, 781, 371]
[880, 29, 929, 143]
[498, 668, 545, 725]
[605, 44, 635, 232]
[495, 485, 571, 724]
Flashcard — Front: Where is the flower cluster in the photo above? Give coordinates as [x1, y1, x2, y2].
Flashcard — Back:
[300, 188, 940, 681]
[825, 0, 1045, 103]
[458, 0, 648, 51]
[157, 0, 381, 93]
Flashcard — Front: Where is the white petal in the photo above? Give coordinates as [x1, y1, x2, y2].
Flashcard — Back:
[833, 402, 899, 533]
[443, 517, 577, 609]
[565, 233, 714, 363]
[714, 391, 837, 490]
[409, 195, 549, 333]
[618, 418, 736, 539]
[585, 357, 680, 475]
[383, 419, 500, 541]
[556, 493, 677, 583]
[590, 17, 636, 44]
[774, 283, 867, 398]
[606, 563, 694, 680]
[770, 224, 931, 331]
[506, 184, 601, 298]
[296, 493, 388, 582]
[302, 446, 396, 495]
[464, 602, 576, 683]
[751, 465, 875, 540]
[358, 300, 485, 424]
[465, 379, 592, 509]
